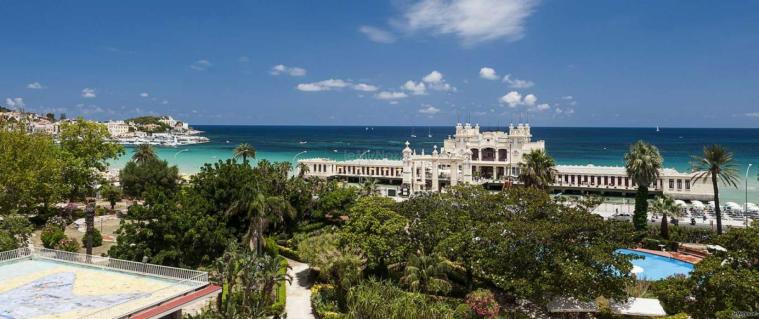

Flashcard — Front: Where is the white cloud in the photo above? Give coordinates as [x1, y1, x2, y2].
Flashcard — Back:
[402, 0, 539, 45]
[162, 100, 169, 105]
[746, 112, 759, 118]
[535, 103, 550, 111]
[297, 79, 350, 92]
[523, 94, 537, 106]
[27, 82, 45, 89]
[271, 64, 307, 77]
[555, 106, 575, 115]
[190, 59, 212, 71]
[422, 70, 454, 91]
[238, 56, 250, 63]
[389, 100, 400, 105]
[562, 95, 574, 100]
[419, 104, 440, 114]
[359, 25, 397, 43]
[479, 67, 498, 80]
[353, 83, 379, 92]
[423, 70, 443, 83]
[5, 97, 24, 109]
[139, 92, 149, 98]
[81, 88, 96, 98]
[500, 91, 522, 107]
[403, 80, 427, 95]
[502, 74, 534, 88]
[375, 91, 408, 100]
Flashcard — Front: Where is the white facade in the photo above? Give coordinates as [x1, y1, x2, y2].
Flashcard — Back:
[105, 120, 130, 137]
[299, 123, 714, 200]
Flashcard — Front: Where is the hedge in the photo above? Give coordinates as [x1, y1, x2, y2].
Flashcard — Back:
[311, 284, 345, 319]
[277, 244, 301, 262]
[269, 258, 289, 316]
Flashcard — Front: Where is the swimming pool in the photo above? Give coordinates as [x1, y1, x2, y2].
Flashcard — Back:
[616, 249, 694, 280]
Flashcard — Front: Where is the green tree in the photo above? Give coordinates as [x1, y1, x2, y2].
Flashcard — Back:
[518, 149, 557, 190]
[100, 183, 122, 210]
[227, 185, 295, 255]
[687, 224, 759, 317]
[398, 253, 451, 295]
[0, 124, 66, 215]
[108, 189, 229, 267]
[360, 178, 379, 196]
[120, 158, 179, 198]
[690, 145, 739, 235]
[651, 195, 681, 240]
[624, 140, 663, 231]
[132, 144, 157, 164]
[234, 143, 256, 164]
[314, 182, 358, 219]
[346, 280, 456, 319]
[59, 118, 124, 200]
[0, 215, 33, 251]
[342, 196, 410, 272]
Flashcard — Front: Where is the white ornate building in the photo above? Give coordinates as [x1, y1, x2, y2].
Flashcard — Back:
[299, 123, 714, 200]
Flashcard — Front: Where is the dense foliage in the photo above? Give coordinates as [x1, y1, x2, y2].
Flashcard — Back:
[120, 158, 180, 198]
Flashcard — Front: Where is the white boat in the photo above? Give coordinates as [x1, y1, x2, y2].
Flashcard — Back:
[299, 141, 308, 144]
[691, 200, 705, 209]
[427, 127, 432, 138]
[674, 199, 687, 207]
[746, 203, 759, 213]
[708, 201, 716, 209]
[656, 126, 660, 132]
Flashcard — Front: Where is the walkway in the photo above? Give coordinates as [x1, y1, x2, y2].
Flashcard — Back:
[285, 258, 315, 319]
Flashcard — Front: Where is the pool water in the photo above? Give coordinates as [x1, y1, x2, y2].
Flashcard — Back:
[616, 249, 694, 280]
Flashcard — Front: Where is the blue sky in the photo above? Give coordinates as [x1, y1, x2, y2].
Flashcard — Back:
[2, 0, 759, 127]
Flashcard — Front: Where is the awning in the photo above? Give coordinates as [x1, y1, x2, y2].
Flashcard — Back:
[609, 298, 667, 317]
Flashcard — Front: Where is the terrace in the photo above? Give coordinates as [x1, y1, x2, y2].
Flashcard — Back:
[0, 247, 218, 319]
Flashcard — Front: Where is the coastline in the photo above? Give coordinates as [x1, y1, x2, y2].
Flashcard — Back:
[107, 125, 759, 203]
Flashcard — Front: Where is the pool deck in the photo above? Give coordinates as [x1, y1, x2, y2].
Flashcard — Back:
[632, 248, 703, 264]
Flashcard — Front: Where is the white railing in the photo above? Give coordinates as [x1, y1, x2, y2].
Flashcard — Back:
[0, 247, 32, 264]
[0, 246, 210, 319]
[34, 247, 208, 283]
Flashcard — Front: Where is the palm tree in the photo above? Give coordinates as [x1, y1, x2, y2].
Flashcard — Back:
[227, 187, 295, 255]
[399, 253, 451, 295]
[297, 162, 310, 178]
[624, 141, 663, 231]
[234, 143, 256, 164]
[651, 195, 681, 239]
[691, 145, 739, 234]
[518, 149, 557, 190]
[361, 178, 379, 196]
[132, 144, 157, 164]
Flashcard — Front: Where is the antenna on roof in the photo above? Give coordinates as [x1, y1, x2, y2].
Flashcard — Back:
[467, 112, 471, 124]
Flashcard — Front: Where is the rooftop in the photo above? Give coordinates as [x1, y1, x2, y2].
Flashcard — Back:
[0, 247, 209, 319]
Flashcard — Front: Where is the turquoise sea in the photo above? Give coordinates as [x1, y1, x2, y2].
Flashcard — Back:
[109, 126, 759, 202]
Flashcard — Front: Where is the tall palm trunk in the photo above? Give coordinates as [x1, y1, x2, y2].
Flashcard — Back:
[711, 172, 722, 234]
[660, 214, 669, 240]
[633, 186, 649, 231]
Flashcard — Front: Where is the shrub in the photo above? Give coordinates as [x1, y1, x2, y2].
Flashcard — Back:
[46, 216, 67, 230]
[642, 238, 662, 250]
[651, 275, 692, 315]
[465, 289, 500, 318]
[264, 237, 280, 257]
[41, 226, 65, 248]
[81, 228, 103, 248]
[268, 258, 289, 316]
[55, 237, 81, 252]
[277, 244, 301, 261]
[312, 284, 341, 318]
[454, 303, 475, 319]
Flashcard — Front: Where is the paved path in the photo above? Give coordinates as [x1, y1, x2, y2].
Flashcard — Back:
[285, 258, 315, 319]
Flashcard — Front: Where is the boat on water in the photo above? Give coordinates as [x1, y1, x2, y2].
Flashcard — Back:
[656, 126, 661, 132]
[427, 127, 432, 138]
[299, 141, 308, 144]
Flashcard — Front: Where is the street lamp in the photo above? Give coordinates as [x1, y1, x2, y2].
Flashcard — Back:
[745, 163, 752, 226]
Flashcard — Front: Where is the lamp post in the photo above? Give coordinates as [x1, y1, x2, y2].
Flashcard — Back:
[745, 163, 752, 226]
